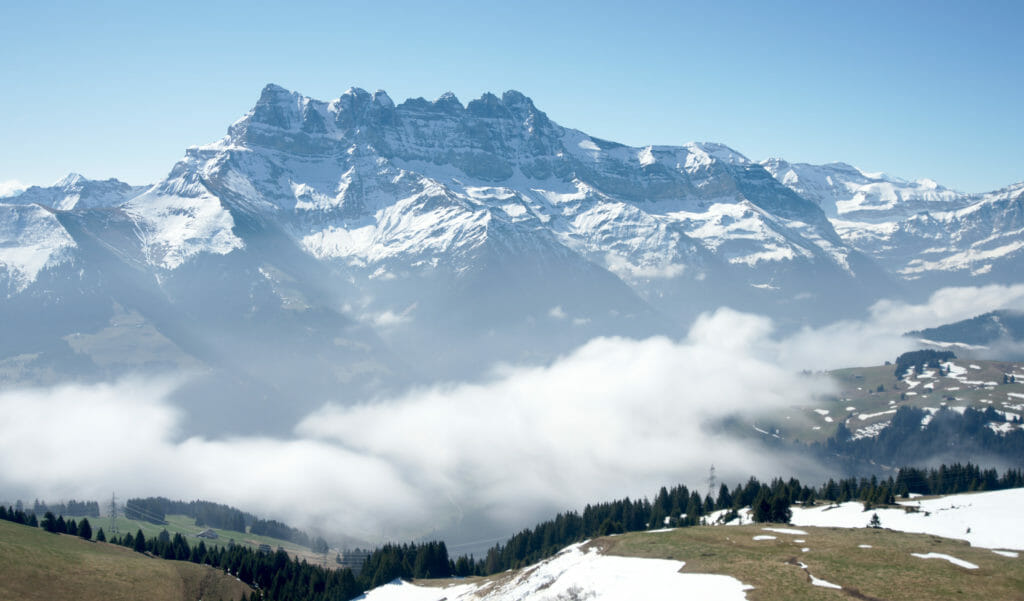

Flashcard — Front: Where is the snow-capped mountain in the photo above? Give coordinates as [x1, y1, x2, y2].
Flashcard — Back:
[143, 84, 888, 328]
[760, 159, 970, 222]
[763, 160, 1024, 289]
[0, 84, 1021, 428]
[4, 173, 145, 211]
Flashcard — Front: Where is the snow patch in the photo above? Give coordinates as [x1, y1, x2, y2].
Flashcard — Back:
[911, 553, 978, 570]
[762, 527, 808, 535]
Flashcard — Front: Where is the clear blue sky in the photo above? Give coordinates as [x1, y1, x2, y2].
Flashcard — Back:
[2, 0, 1021, 193]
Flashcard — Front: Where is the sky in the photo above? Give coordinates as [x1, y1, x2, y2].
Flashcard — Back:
[1, 0, 1022, 193]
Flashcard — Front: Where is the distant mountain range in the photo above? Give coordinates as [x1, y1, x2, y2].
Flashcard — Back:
[2, 84, 1022, 430]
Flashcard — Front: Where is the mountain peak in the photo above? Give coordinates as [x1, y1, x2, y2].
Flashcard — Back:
[55, 172, 85, 188]
[256, 83, 296, 105]
[373, 90, 394, 108]
[434, 91, 463, 112]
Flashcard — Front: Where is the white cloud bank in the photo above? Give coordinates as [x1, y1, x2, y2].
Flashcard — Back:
[0, 180, 27, 198]
[1, 285, 1022, 543]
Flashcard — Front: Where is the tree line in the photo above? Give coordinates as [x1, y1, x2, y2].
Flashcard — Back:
[32, 499, 100, 517]
[125, 497, 251, 532]
[125, 496, 313, 548]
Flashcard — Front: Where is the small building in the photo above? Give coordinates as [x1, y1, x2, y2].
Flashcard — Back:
[258, 543, 272, 554]
[196, 528, 219, 539]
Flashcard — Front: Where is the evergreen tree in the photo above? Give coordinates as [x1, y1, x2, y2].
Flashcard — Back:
[41, 511, 58, 533]
[869, 513, 882, 529]
[715, 483, 732, 510]
[133, 529, 147, 553]
[96, 527, 106, 542]
[769, 491, 792, 523]
[55, 515, 67, 534]
[752, 488, 772, 523]
[78, 518, 92, 540]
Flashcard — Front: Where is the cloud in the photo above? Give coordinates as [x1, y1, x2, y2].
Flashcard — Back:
[365, 303, 417, 328]
[605, 253, 686, 280]
[0, 311, 831, 544]
[0, 180, 27, 198]
[775, 284, 1024, 371]
[1, 284, 1020, 545]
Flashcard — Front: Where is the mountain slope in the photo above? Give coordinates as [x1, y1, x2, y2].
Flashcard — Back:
[908, 309, 1024, 347]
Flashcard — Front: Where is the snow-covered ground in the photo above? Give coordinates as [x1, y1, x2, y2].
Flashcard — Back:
[357, 542, 753, 601]
[789, 488, 1024, 550]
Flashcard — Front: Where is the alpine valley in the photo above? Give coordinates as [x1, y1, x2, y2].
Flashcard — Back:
[2, 84, 1023, 432]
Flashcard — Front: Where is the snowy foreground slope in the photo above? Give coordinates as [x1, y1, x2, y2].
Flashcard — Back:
[357, 543, 752, 601]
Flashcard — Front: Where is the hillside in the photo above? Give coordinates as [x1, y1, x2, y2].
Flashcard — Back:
[0, 519, 252, 601]
[97, 512, 336, 567]
[361, 489, 1024, 601]
[363, 526, 1023, 601]
[744, 358, 1024, 447]
[908, 309, 1024, 348]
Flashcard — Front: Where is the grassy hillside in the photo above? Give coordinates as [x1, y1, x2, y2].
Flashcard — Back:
[601, 524, 1024, 601]
[0, 520, 252, 601]
[745, 358, 1024, 445]
[99, 513, 335, 566]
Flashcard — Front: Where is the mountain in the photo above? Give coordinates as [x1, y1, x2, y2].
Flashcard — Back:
[3, 173, 146, 211]
[139, 84, 890, 333]
[0, 84, 1021, 430]
[763, 160, 1024, 293]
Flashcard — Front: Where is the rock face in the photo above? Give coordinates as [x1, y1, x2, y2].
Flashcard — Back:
[0, 84, 1020, 430]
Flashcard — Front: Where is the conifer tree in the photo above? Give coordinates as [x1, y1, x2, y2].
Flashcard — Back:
[769, 491, 792, 523]
[133, 529, 147, 553]
[41, 511, 58, 533]
[78, 518, 92, 540]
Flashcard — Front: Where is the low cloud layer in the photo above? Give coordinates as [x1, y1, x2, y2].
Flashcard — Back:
[0, 180, 27, 198]
[2, 285, 1022, 545]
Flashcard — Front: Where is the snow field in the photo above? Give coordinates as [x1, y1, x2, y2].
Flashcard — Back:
[358, 543, 754, 601]
[790, 488, 1024, 550]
